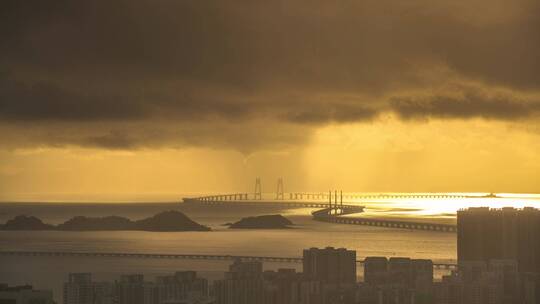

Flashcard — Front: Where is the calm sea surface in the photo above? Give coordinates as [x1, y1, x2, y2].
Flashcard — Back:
[1, 195, 539, 301]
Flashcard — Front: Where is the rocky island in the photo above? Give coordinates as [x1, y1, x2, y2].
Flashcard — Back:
[0, 210, 210, 232]
[1, 215, 55, 230]
[227, 214, 294, 229]
[134, 210, 210, 231]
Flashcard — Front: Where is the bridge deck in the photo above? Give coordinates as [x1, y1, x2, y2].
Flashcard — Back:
[183, 198, 360, 209]
[313, 213, 457, 233]
[187, 192, 468, 202]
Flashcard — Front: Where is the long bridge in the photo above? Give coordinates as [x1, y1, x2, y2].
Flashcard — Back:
[188, 192, 467, 203]
[290, 192, 467, 200]
[188, 178, 469, 203]
[183, 197, 337, 209]
[0, 251, 457, 270]
[184, 187, 457, 233]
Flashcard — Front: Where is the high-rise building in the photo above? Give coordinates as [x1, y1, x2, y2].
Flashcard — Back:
[364, 257, 433, 288]
[213, 259, 265, 304]
[411, 259, 434, 295]
[63, 271, 209, 304]
[63, 273, 113, 304]
[388, 257, 412, 286]
[457, 207, 540, 274]
[0, 284, 54, 304]
[362, 256, 433, 303]
[262, 269, 305, 304]
[154, 271, 208, 304]
[303, 247, 356, 286]
[364, 257, 388, 285]
[214, 259, 328, 304]
[115, 274, 152, 304]
[435, 259, 525, 304]
[228, 259, 263, 277]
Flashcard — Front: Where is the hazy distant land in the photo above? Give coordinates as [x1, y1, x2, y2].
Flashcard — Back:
[0, 210, 210, 232]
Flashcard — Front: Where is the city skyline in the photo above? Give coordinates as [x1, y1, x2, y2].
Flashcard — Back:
[4, 239, 540, 303]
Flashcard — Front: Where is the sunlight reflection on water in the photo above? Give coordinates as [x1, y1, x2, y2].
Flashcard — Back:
[279, 192, 540, 220]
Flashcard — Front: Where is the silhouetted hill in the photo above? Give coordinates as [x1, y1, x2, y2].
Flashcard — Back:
[135, 211, 210, 231]
[1, 215, 55, 230]
[1, 211, 210, 232]
[228, 214, 294, 229]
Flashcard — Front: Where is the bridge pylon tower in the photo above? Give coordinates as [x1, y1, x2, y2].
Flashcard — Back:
[327, 190, 343, 214]
[276, 178, 284, 200]
[254, 177, 262, 200]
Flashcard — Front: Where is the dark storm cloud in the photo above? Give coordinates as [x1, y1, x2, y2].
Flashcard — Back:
[0, 74, 256, 122]
[0, 76, 146, 121]
[284, 104, 378, 124]
[0, 0, 539, 150]
[83, 132, 138, 150]
[391, 88, 540, 120]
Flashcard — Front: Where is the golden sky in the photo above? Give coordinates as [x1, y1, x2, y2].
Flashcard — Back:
[1, 0, 539, 201]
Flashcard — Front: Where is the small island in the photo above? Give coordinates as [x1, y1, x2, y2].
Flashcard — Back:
[1, 215, 55, 231]
[227, 214, 294, 229]
[0, 211, 210, 232]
